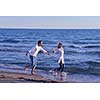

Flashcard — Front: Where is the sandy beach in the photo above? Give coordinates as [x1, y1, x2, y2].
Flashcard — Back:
[0, 70, 69, 83]
[0, 67, 100, 83]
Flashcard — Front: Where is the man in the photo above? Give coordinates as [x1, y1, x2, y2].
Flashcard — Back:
[26, 40, 50, 75]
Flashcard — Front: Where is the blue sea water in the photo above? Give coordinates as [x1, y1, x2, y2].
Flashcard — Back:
[0, 28, 100, 82]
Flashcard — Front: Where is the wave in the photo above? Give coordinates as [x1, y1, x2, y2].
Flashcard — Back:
[64, 50, 100, 56]
[0, 48, 26, 52]
[85, 61, 100, 66]
[64, 67, 100, 76]
[72, 42, 88, 44]
[83, 45, 100, 48]
[85, 51, 100, 55]
[67, 44, 100, 49]
[0, 39, 20, 43]
[0, 45, 30, 48]
[67, 45, 80, 48]
[65, 50, 78, 54]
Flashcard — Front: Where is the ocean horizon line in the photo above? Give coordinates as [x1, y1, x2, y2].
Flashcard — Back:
[0, 27, 100, 30]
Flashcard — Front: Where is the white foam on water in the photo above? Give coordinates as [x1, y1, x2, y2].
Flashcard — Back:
[0, 65, 100, 82]
[66, 74, 100, 83]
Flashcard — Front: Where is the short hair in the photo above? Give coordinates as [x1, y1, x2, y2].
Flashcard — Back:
[38, 40, 42, 44]
[58, 42, 62, 45]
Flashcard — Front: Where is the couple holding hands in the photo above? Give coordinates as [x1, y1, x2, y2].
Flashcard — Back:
[26, 40, 64, 75]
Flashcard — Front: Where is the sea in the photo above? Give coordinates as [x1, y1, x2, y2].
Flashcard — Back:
[0, 28, 100, 82]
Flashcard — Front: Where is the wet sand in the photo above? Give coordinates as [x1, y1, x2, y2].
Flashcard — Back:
[0, 70, 69, 83]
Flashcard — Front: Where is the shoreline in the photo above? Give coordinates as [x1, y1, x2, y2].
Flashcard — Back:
[0, 68, 100, 83]
[0, 70, 71, 83]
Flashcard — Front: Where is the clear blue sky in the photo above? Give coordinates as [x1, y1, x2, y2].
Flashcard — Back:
[0, 16, 100, 29]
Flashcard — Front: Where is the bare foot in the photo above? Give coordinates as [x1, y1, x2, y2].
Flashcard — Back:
[31, 68, 35, 75]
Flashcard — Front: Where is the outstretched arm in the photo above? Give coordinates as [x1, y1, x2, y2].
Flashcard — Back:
[41, 47, 50, 55]
[53, 48, 58, 54]
[46, 51, 50, 55]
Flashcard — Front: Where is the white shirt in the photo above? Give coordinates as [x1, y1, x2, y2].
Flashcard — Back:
[54, 47, 64, 64]
[28, 45, 47, 57]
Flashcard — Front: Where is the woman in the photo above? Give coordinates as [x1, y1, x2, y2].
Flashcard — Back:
[53, 42, 64, 72]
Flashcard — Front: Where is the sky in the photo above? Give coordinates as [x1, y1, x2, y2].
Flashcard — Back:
[0, 16, 100, 29]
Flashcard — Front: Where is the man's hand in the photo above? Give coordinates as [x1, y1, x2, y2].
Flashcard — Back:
[47, 52, 50, 55]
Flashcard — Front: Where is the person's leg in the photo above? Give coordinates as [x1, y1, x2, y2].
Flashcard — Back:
[24, 55, 33, 70]
[57, 61, 62, 71]
[31, 57, 37, 75]
[58, 61, 64, 72]
[30, 55, 34, 67]
[61, 63, 64, 72]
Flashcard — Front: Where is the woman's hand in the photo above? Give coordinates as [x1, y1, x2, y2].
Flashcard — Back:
[26, 52, 28, 56]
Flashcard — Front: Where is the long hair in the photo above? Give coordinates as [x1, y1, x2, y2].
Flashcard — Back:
[58, 42, 62, 48]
